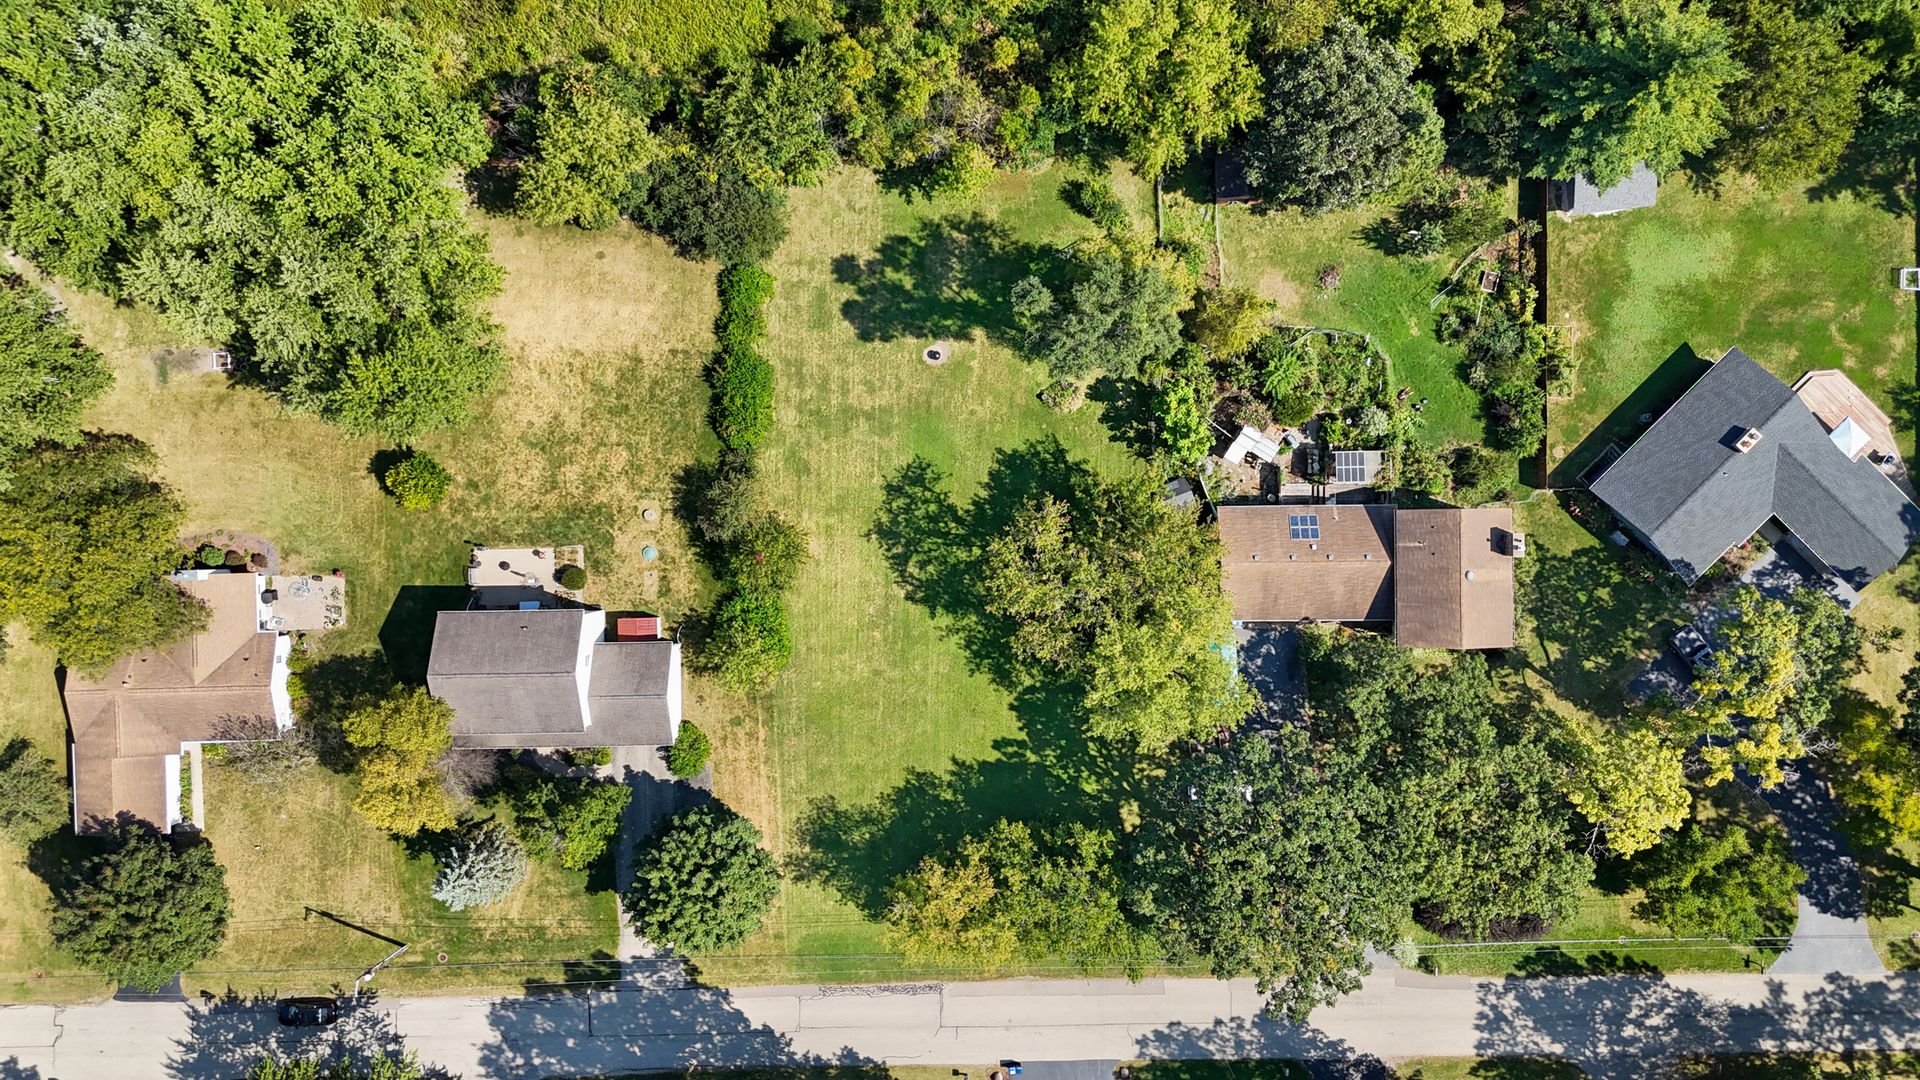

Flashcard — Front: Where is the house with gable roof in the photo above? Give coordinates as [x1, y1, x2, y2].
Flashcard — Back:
[1589, 347, 1920, 589]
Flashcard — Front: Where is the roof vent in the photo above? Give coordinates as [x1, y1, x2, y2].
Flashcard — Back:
[1464, 570, 1476, 581]
[1734, 427, 1763, 453]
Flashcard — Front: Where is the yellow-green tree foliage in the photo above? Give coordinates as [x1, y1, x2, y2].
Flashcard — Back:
[1564, 727, 1689, 856]
[1686, 586, 1803, 786]
[516, 61, 670, 229]
[345, 688, 457, 836]
[0, 435, 208, 673]
[985, 477, 1250, 749]
[1828, 695, 1920, 841]
[1057, 0, 1262, 177]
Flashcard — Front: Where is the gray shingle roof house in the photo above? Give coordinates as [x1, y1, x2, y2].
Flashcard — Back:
[1549, 162, 1658, 217]
[428, 608, 682, 748]
[1590, 348, 1920, 587]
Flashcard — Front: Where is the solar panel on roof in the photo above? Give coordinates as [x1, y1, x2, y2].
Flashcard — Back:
[1287, 513, 1320, 540]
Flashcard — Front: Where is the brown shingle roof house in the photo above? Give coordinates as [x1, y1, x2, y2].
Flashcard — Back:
[1218, 504, 1396, 622]
[428, 607, 683, 748]
[61, 571, 293, 834]
[1393, 508, 1516, 649]
[1218, 503, 1517, 648]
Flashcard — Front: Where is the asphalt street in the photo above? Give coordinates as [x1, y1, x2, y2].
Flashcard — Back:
[11, 969, 1920, 1080]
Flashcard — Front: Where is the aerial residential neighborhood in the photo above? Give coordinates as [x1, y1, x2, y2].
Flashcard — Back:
[0, 0, 1919, 1076]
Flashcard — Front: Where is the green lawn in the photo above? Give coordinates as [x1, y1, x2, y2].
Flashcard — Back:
[1511, 493, 1690, 721]
[688, 164, 1163, 983]
[1548, 177, 1915, 481]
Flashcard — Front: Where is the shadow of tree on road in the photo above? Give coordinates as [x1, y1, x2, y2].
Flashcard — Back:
[166, 991, 439, 1079]
[476, 986, 874, 1075]
[1475, 972, 1920, 1080]
[0, 1057, 41, 1080]
[1132, 1017, 1386, 1078]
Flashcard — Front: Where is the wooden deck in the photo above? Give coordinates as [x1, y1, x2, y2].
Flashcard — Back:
[1791, 370, 1897, 460]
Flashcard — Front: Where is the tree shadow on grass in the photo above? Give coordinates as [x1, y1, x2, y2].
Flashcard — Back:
[790, 438, 1148, 916]
[1550, 343, 1709, 488]
[832, 213, 1051, 344]
[790, 683, 1139, 916]
[1517, 494, 1688, 716]
[299, 650, 396, 772]
[1089, 375, 1158, 459]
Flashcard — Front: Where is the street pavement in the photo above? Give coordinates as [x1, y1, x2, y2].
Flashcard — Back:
[12, 968, 1920, 1079]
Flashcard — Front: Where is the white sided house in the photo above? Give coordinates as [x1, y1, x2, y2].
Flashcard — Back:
[427, 607, 682, 749]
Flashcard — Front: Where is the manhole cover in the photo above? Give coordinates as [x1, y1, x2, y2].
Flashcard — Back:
[924, 341, 953, 365]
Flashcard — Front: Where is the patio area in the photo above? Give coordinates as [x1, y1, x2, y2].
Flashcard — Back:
[261, 574, 345, 631]
[466, 545, 587, 609]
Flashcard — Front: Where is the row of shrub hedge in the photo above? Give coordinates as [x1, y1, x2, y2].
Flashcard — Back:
[697, 264, 803, 693]
[711, 265, 776, 450]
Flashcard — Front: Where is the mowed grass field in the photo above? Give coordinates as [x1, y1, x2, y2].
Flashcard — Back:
[1547, 177, 1915, 480]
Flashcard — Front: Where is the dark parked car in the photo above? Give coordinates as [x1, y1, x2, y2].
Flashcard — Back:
[277, 997, 341, 1027]
[1672, 624, 1717, 672]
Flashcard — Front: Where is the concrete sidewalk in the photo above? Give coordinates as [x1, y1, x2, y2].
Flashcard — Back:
[11, 970, 1920, 1079]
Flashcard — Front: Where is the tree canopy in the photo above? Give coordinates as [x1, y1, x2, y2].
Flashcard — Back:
[1128, 631, 1591, 1021]
[883, 820, 1150, 973]
[48, 826, 231, 991]
[1011, 247, 1187, 383]
[1514, 0, 1744, 187]
[1240, 20, 1442, 211]
[0, 737, 70, 845]
[0, 0, 504, 441]
[0, 434, 207, 673]
[1058, 0, 1262, 177]
[626, 802, 780, 952]
[982, 470, 1250, 749]
[0, 275, 113, 490]
[344, 688, 458, 837]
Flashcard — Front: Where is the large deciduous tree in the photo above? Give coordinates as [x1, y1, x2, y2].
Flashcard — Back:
[1628, 823, 1803, 940]
[0, 275, 112, 490]
[1128, 631, 1591, 1020]
[1057, 0, 1262, 177]
[626, 802, 779, 952]
[0, 737, 70, 845]
[1702, 0, 1874, 183]
[0, 434, 207, 673]
[48, 827, 231, 991]
[0, 0, 504, 441]
[1515, 0, 1743, 188]
[983, 471, 1249, 749]
[1682, 584, 1860, 787]
[516, 60, 669, 229]
[344, 688, 458, 837]
[1240, 21, 1442, 212]
[882, 820, 1150, 973]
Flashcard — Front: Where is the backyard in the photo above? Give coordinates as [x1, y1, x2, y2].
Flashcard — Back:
[1547, 177, 1914, 483]
[0, 216, 719, 998]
